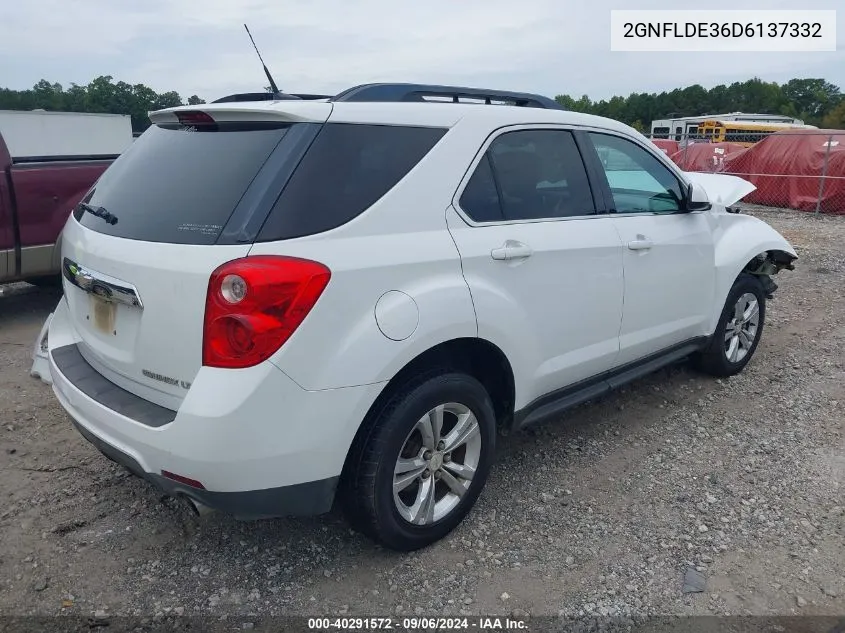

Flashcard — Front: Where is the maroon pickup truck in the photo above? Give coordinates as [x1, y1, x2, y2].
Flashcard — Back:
[0, 132, 117, 285]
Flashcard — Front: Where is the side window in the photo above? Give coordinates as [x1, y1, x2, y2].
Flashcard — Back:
[460, 129, 594, 222]
[588, 132, 685, 215]
[258, 123, 446, 241]
[459, 155, 504, 223]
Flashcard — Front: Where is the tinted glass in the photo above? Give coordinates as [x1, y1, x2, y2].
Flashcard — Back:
[258, 123, 446, 241]
[459, 155, 504, 222]
[76, 123, 288, 244]
[486, 129, 595, 221]
[588, 132, 684, 214]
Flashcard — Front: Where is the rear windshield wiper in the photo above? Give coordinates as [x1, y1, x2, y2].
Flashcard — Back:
[78, 202, 118, 225]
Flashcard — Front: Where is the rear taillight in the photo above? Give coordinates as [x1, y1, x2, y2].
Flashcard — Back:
[202, 256, 331, 369]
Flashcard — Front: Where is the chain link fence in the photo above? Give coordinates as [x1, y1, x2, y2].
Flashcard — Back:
[647, 131, 845, 215]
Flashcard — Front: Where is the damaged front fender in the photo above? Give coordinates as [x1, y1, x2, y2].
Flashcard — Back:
[742, 250, 797, 299]
[676, 170, 797, 332]
[707, 210, 798, 333]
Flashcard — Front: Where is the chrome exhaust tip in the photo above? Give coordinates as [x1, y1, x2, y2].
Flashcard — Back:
[182, 495, 214, 517]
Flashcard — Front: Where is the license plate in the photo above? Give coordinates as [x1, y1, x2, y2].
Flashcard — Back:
[90, 295, 117, 334]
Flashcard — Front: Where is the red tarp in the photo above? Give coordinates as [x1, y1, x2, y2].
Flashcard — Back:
[650, 139, 679, 156]
[718, 129, 845, 214]
[669, 142, 748, 172]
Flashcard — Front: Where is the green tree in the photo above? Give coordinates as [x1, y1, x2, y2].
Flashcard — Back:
[821, 101, 845, 128]
[64, 83, 88, 112]
[129, 83, 159, 131]
[84, 75, 117, 113]
[572, 95, 593, 113]
[552, 77, 841, 129]
[0, 76, 205, 133]
[154, 91, 183, 110]
[554, 94, 576, 109]
[2, 75, 843, 133]
[31, 80, 65, 110]
[778, 101, 800, 118]
[782, 78, 842, 120]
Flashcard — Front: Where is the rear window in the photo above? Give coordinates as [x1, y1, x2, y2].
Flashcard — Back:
[256, 123, 447, 241]
[75, 123, 288, 245]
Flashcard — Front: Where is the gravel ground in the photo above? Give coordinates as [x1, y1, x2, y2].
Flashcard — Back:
[0, 207, 843, 622]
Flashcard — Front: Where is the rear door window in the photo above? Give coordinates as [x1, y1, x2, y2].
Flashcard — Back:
[257, 123, 446, 241]
[461, 129, 595, 222]
[75, 123, 289, 245]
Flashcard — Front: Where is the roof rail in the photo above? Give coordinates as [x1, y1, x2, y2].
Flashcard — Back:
[331, 83, 565, 110]
[211, 92, 332, 104]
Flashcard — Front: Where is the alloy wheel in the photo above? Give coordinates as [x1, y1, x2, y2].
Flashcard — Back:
[724, 292, 760, 363]
[393, 402, 482, 525]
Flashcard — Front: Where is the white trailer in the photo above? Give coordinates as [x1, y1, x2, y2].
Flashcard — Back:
[0, 110, 133, 160]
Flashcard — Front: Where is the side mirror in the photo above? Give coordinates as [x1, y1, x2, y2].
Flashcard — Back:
[685, 182, 712, 212]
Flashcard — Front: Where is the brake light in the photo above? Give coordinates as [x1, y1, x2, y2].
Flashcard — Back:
[202, 256, 331, 369]
[176, 110, 216, 126]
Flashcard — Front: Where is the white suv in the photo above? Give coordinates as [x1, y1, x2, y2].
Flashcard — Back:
[43, 83, 797, 551]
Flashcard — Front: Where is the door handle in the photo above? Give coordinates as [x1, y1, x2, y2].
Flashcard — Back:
[491, 240, 533, 261]
[627, 236, 653, 251]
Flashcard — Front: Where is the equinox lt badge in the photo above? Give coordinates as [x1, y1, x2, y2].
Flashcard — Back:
[142, 369, 191, 390]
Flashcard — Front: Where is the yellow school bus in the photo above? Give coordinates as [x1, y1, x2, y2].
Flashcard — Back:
[698, 119, 816, 147]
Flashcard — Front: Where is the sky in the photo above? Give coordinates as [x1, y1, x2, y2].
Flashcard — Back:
[1, 0, 843, 104]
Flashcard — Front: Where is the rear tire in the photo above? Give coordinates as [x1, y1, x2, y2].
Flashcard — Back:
[694, 273, 766, 377]
[340, 372, 496, 551]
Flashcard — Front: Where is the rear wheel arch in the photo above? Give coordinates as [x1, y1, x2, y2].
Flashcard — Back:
[337, 337, 513, 549]
[378, 337, 512, 426]
[339, 338, 515, 482]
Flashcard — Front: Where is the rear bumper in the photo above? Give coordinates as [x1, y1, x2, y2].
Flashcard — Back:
[47, 298, 386, 518]
[69, 416, 338, 518]
[30, 312, 54, 385]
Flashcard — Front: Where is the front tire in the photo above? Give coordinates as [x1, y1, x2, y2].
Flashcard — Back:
[694, 273, 766, 377]
[340, 372, 496, 551]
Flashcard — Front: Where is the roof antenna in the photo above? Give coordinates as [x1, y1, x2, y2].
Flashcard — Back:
[244, 24, 280, 95]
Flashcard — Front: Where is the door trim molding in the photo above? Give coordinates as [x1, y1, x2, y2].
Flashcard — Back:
[513, 336, 709, 430]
